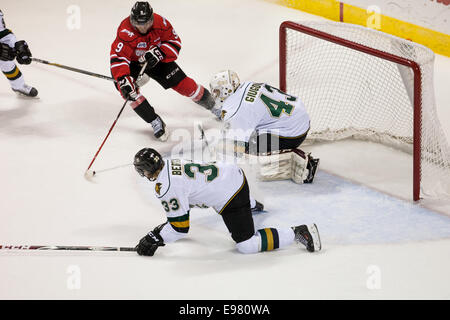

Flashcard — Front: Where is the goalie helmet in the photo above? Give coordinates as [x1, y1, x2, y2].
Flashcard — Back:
[134, 148, 164, 181]
[209, 70, 240, 104]
[130, 2, 154, 33]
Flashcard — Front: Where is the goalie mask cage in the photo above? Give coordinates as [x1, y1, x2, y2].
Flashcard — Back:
[279, 21, 450, 201]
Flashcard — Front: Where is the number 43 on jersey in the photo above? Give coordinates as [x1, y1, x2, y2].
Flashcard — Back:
[260, 84, 296, 118]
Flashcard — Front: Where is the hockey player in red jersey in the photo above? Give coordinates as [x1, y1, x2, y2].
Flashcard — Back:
[110, 2, 216, 141]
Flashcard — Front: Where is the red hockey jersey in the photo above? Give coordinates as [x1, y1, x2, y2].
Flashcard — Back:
[110, 13, 182, 80]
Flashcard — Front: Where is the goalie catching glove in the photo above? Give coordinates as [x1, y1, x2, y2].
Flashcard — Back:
[138, 45, 164, 68]
[118, 75, 138, 100]
[135, 223, 166, 256]
[14, 40, 32, 65]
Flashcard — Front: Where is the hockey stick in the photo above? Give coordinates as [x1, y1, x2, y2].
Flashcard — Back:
[84, 62, 148, 179]
[32, 58, 115, 82]
[84, 98, 130, 178]
[0, 245, 135, 252]
[197, 124, 215, 159]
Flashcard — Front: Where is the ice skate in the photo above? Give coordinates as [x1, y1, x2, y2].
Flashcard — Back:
[151, 116, 168, 141]
[12, 84, 38, 97]
[251, 200, 264, 213]
[292, 224, 321, 252]
[304, 156, 320, 183]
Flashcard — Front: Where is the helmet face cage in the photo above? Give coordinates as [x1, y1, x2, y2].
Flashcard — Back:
[133, 148, 163, 181]
[209, 70, 240, 104]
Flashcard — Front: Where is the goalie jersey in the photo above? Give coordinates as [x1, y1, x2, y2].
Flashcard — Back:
[154, 158, 245, 243]
[221, 81, 310, 143]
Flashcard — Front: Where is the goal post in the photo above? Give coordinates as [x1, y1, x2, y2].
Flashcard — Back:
[279, 21, 450, 201]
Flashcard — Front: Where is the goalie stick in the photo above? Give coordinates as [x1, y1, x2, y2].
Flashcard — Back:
[197, 124, 215, 159]
[0, 245, 135, 252]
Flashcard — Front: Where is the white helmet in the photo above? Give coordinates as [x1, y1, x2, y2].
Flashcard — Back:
[209, 70, 240, 104]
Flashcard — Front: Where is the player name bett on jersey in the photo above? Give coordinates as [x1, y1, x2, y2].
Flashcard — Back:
[178, 304, 270, 317]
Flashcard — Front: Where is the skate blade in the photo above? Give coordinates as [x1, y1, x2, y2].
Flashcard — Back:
[308, 223, 322, 252]
[158, 130, 169, 142]
[13, 90, 39, 99]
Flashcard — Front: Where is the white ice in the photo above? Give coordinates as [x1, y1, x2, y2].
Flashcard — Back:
[0, 0, 449, 299]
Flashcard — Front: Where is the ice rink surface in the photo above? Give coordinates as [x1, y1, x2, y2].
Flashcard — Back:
[0, 0, 449, 299]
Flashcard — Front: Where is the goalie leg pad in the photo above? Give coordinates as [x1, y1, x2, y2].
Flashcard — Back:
[253, 149, 319, 184]
[291, 149, 320, 184]
[291, 149, 309, 184]
[252, 151, 292, 181]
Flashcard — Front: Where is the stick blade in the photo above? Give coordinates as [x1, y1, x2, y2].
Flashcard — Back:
[84, 169, 96, 181]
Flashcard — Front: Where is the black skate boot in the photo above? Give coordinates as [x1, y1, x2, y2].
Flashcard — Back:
[292, 224, 321, 252]
[303, 156, 320, 183]
[151, 116, 168, 142]
[251, 200, 264, 213]
[12, 84, 38, 97]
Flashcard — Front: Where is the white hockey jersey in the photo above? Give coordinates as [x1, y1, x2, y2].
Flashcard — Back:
[153, 158, 245, 243]
[221, 81, 310, 142]
[0, 10, 17, 47]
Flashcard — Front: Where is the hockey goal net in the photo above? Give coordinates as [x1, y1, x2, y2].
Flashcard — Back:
[280, 21, 450, 201]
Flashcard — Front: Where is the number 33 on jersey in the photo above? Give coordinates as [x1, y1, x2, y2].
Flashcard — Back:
[154, 158, 246, 229]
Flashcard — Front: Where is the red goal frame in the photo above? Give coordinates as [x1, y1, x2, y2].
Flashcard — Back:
[279, 21, 423, 201]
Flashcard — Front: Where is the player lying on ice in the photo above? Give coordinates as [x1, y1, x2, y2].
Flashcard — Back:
[132, 148, 322, 256]
[209, 70, 319, 184]
[110, 2, 216, 141]
[0, 10, 37, 97]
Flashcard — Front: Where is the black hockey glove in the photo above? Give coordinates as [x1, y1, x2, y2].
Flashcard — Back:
[14, 40, 32, 65]
[0, 43, 16, 61]
[135, 224, 166, 256]
[138, 45, 164, 68]
[118, 75, 138, 101]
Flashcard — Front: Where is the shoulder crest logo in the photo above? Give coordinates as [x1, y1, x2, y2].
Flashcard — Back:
[120, 29, 135, 37]
[221, 110, 227, 121]
[155, 183, 162, 195]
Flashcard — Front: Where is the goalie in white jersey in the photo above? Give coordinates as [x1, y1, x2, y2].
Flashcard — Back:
[210, 70, 319, 184]
[132, 148, 321, 256]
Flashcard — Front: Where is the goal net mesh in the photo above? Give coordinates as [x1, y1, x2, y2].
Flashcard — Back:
[282, 21, 450, 199]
